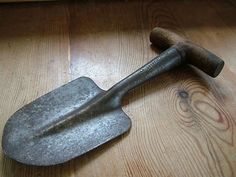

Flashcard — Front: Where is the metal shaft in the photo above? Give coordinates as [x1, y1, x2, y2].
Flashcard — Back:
[106, 47, 185, 99]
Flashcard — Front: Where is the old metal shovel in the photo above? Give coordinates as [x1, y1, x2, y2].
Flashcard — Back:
[2, 27, 224, 166]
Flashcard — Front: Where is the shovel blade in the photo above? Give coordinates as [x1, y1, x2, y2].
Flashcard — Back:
[2, 77, 131, 166]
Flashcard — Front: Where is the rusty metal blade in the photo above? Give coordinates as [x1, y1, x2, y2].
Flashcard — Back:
[2, 77, 131, 166]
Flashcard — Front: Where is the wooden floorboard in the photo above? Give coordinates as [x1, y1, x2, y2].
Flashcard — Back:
[0, 0, 236, 176]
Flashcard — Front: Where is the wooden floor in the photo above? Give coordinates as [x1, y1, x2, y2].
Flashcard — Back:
[0, 0, 236, 176]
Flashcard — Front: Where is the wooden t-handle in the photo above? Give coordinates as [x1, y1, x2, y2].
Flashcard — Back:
[150, 27, 224, 77]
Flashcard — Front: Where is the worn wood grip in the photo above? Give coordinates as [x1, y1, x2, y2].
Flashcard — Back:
[150, 27, 224, 77]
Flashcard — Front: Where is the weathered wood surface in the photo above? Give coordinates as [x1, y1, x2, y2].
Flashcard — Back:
[0, 0, 236, 176]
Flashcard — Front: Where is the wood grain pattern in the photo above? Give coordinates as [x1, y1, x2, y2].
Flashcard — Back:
[0, 0, 236, 177]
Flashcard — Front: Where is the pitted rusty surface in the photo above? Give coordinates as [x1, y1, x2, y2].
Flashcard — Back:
[2, 77, 131, 165]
